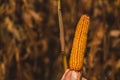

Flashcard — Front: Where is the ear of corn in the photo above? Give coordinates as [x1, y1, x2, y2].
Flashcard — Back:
[69, 15, 90, 71]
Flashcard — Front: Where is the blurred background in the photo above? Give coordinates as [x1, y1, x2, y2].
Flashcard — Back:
[0, 0, 120, 80]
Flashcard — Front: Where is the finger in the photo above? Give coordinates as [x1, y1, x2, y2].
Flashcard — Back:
[82, 77, 87, 80]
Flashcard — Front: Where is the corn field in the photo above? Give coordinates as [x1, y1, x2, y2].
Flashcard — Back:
[0, 0, 120, 80]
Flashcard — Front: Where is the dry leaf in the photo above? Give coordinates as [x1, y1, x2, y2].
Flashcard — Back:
[4, 17, 21, 41]
[110, 30, 120, 37]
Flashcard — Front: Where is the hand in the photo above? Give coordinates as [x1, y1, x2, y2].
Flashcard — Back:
[61, 69, 87, 80]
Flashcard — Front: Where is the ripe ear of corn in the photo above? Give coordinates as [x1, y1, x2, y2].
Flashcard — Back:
[69, 15, 90, 71]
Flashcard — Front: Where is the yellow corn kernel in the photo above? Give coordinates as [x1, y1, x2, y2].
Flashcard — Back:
[69, 15, 90, 71]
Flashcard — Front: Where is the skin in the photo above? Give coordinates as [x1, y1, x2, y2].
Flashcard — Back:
[61, 69, 87, 80]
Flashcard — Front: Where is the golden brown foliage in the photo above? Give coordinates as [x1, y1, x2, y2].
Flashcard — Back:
[0, 0, 120, 80]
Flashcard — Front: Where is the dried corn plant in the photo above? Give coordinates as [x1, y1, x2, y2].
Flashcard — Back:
[0, 0, 120, 80]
